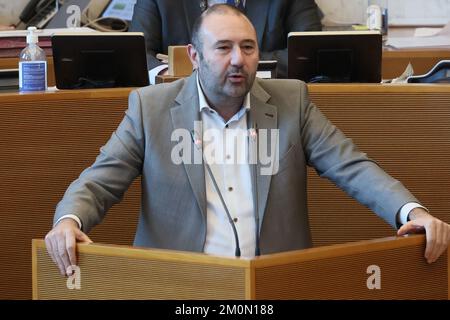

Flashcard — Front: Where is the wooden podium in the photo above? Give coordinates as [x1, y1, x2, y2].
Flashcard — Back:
[32, 235, 449, 300]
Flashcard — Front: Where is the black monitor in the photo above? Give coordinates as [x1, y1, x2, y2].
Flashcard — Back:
[288, 31, 382, 83]
[52, 32, 149, 89]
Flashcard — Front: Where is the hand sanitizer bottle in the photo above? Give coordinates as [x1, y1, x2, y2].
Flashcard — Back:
[19, 26, 47, 92]
[367, 0, 388, 38]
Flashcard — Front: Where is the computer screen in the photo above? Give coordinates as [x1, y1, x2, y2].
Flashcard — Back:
[52, 32, 149, 89]
[288, 31, 382, 83]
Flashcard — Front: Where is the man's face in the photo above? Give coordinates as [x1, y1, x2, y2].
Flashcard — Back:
[190, 12, 259, 103]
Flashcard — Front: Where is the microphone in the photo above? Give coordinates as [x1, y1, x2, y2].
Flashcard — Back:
[191, 130, 241, 257]
[249, 122, 261, 256]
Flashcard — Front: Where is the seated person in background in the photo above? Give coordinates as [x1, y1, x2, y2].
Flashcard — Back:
[129, 0, 322, 83]
[46, 4, 449, 277]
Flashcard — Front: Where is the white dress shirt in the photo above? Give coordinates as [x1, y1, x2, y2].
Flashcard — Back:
[196, 76, 256, 258]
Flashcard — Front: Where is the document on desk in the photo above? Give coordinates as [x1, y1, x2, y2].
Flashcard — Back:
[386, 36, 450, 48]
[386, 22, 450, 48]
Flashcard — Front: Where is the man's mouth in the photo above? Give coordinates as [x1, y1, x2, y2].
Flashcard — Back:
[228, 73, 246, 83]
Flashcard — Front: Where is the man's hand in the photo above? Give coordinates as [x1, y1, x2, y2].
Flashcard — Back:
[397, 208, 450, 263]
[44, 218, 92, 276]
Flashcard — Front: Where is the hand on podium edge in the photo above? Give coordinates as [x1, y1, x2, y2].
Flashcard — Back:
[45, 218, 92, 277]
[397, 207, 450, 264]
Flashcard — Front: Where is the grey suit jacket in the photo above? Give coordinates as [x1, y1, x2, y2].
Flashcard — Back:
[54, 72, 418, 254]
[129, 0, 322, 78]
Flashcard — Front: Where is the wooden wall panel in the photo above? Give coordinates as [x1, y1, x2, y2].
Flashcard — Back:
[307, 84, 450, 246]
[0, 89, 138, 299]
[382, 49, 450, 80]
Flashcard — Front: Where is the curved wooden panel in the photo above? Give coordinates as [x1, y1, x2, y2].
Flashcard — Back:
[0, 88, 138, 299]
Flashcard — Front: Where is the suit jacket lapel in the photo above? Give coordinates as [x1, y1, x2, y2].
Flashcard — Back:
[170, 73, 207, 219]
[244, 0, 270, 46]
[248, 80, 278, 231]
[169, 74, 278, 231]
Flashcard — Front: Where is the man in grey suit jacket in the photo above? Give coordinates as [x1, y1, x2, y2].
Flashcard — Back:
[46, 4, 449, 276]
[129, 0, 322, 79]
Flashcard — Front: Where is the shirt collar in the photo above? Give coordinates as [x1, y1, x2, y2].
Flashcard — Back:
[196, 73, 250, 115]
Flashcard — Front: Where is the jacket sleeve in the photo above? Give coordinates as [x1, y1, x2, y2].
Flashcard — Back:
[54, 91, 145, 233]
[297, 81, 418, 228]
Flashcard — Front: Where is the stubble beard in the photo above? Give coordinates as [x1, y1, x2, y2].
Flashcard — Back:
[199, 63, 255, 102]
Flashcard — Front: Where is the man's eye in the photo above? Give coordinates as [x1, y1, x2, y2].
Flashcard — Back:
[243, 46, 255, 52]
[217, 46, 230, 51]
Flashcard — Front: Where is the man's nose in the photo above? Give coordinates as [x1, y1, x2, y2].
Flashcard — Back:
[230, 46, 244, 67]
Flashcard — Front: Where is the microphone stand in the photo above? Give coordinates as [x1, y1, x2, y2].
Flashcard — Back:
[191, 130, 241, 257]
[250, 122, 261, 256]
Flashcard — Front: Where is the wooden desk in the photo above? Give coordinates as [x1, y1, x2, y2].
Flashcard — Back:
[381, 27, 450, 79]
[1, 84, 450, 299]
[155, 74, 182, 84]
[157, 48, 450, 83]
[155, 30, 450, 82]
[382, 48, 450, 79]
[0, 56, 56, 87]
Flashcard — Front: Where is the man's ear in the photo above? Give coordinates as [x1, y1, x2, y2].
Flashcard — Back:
[187, 44, 199, 70]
